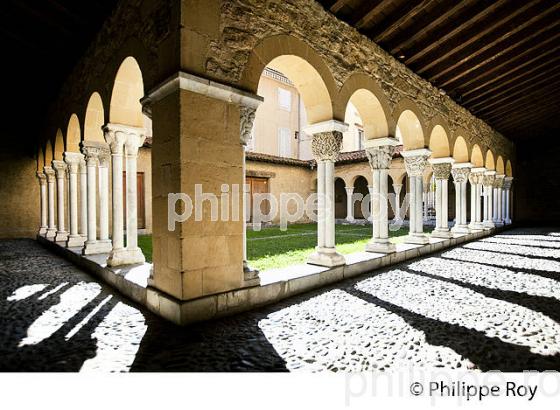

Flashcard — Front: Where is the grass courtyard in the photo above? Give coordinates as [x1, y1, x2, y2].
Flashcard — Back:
[138, 223, 409, 271]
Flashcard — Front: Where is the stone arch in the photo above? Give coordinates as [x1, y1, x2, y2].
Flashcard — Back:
[84, 92, 106, 142]
[506, 160, 513, 177]
[334, 177, 347, 219]
[240, 35, 337, 124]
[390, 171, 407, 186]
[66, 114, 81, 152]
[45, 140, 53, 166]
[353, 175, 369, 219]
[485, 150, 495, 170]
[471, 144, 484, 167]
[336, 74, 393, 139]
[54, 129, 65, 160]
[452, 136, 469, 163]
[350, 173, 370, 187]
[110, 56, 145, 127]
[393, 99, 428, 149]
[428, 124, 450, 158]
[37, 147, 44, 171]
[496, 156, 505, 174]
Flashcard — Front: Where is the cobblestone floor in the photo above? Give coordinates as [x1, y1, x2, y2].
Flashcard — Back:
[2, 227, 560, 372]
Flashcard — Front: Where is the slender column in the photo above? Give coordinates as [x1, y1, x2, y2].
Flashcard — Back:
[494, 175, 505, 226]
[98, 148, 112, 247]
[468, 170, 483, 230]
[307, 124, 346, 267]
[239, 106, 260, 286]
[104, 124, 145, 265]
[492, 186, 498, 222]
[393, 183, 402, 222]
[504, 177, 513, 224]
[451, 163, 471, 234]
[483, 171, 496, 229]
[429, 158, 454, 238]
[37, 172, 48, 235]
[402, 148, 431, 244]
[43, 167, 57, 239]
[345, 186, 354, 222]
[52, 160, 68, 242]
[64, 152, 86, 247]
[365, 139, 398, 253]
[79, 159, 88, 238]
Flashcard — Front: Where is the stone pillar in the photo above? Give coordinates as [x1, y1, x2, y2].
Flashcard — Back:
[365, 138, 398, 253]
[503, 177, 513, 224]
[483, 171, 496, 229]
[82, 141, 112, 255]
[37, 172, 48, 236]
[63, 152, 86, 247]
[240, 106, 260, 286]
[52, 160, 68, 242]
[494, 175, 505, 226]
[429, 158, 454, 238]
[79, 159, 88, 239]
[468, 168, 485, 230]
[401, 148, 431, 244]
[104, 124, 145, 266]
[43, 166, 57, 239]
[307, 122, 346, 267]
[393, 183, 402, 222]
[345, 186, 354, 222]
[451, 163, 472, 235]
[98, 148, 112, 248]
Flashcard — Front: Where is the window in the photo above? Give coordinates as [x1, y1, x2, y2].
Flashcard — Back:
[278, 127, 291, 157]
[358, 129, 364, 150]
[277, 87, 292, 112]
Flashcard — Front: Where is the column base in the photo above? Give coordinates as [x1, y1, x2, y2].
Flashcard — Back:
[468, 222, 484, 231]
[83, 240, 112, 255]
[431, 228, 453, 239]
[45, 228, 57, 240]
[307, 247, 346, 267]
[482, 220, 495, 230]
[38, 227, 47, 236]
[345, 216, 355, 223]
[66, 235, 86, 248]
[54, 231, 69, 242]
[365, 240, 396, 254]
[243, 260, 260, 287]
[505, 218, 512, 225]
[451, 225, 470, 235]
[107, 247, 145, 266]
[494, 220, 505, 227]
[403, 234, 430, 245]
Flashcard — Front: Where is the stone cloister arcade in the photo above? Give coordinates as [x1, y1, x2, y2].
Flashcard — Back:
[31, 0, 515, 325]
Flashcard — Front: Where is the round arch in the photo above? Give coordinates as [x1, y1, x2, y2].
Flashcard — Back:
[110, 56, 144, 127]
[485, 150, 495, 170]
[84, 92, 106, 142]
[506, 160, 513, 177]
[452, 136, 469, 162]
[37, 147, 44, 171]
[240, 35, 337, 124]
[428, 124, 450, 158]
[45, 140, 53, 166]
[393, 99, 428, 149]
[54, 129, 65, 160]
[66, 114, 81, 152]
[471, 144, 484, 167]
[496, 156, 505, 174]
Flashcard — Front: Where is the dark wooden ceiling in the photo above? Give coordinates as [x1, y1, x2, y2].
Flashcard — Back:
[2, 0, 117, 151]
[318, 0, 560, 141]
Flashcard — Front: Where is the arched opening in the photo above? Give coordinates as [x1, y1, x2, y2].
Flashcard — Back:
[396, 110, 424, 150]
[110, 56, 145, 127]
[506, 160, 513, 177]
[45, 140, 53, 166]
[84, 92, 105, 142]
[471, 144, 484, 167]
[453, 136, 469, 163]
[496, 156, 505, 175]
[353, 176, 369, 220]
[345, 89, 389, 146]
[37, 147, 44, 172]
[428, 125, 450, 158]
[334, 177, 347, 219]
[54, 129, 64, 160]
[66, 114, 81, 152]
[485, 150, 496, 170]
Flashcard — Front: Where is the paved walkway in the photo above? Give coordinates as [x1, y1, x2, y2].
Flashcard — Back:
[2, 227, 560, 372]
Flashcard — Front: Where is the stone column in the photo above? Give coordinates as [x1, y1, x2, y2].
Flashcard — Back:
[306, 122, 346, 267]
[104, 124, 145, 266]
[98, 147, 112, 248]
[43, 166, 57, 239]
[393, 183, 402, 222]
[451, 163, 471, 235]
[401, 148, 431, 244]
[79, 159, 88, 239]
[494, 175, 505, 226]
[345, 186, 355, 222]
[483, 171, 496, 229]
[365, 138, 398, 253]
[468, 168, 485, 230]
[429, 158, 454, 238]
[503, 177, 513, 224]
[37, 172, 48, 236]
[52, 160, 68, 242]
[240, 106, 260, 286]
[63, 152, 86, 247]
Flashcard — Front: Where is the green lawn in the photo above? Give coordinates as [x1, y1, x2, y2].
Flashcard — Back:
[138, 223, 409, 271]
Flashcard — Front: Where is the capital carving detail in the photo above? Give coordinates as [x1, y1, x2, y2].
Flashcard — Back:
[311, 131, 343, 162]
[51, 160, 68, 178]
[482, 174, 495, 187]
[404, 154, 430, 177]
[451, 167, 470, 183]
[240, 106, 256, 146]
[36, 172, 46, 185]
[366, 145, 395, 170]
[103, 123, 145, 156]
[43, 166, 56, 182]
[494, 175, 505, 189]
[432, 163, 452, 180]
[63, 152, 85, 174]
[503, 177, 514, 190]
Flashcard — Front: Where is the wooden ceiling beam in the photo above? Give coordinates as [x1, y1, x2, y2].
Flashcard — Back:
[329, 0, 350, 14]
[493, 108, 560, 132]
[353, 0, 394, 29]
[482, 90, 560, 124]
[373, 0, 436, 43]
[362, 0, 427, 42]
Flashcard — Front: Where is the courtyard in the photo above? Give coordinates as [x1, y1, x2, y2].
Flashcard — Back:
[2, 227, 560, 372]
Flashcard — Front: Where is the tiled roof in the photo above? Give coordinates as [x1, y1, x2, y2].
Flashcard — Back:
[246, 151, 312, 167]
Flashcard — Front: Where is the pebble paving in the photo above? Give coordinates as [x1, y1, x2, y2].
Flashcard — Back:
[1, 227, 560, 372]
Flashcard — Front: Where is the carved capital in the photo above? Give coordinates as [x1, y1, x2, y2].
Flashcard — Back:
[494, 175, 505, 189]
[63, 152, 85, 174]
[81, 141, 106, 166]
[503, 176, 514, 190]
[403, 154, 430, 177]
[451, 167, 470, 183]
[103, 123, 145, 156]
[365, 145, 395, 170]
[240, 105, 256, 146]
[482, 173, 496, 187]
[432, 162, 452, 180]
[51, 160, 68, 178]
[311, 131, 343, 162]
[43, 166, 56, 182]
[36, 172, 46, 185]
